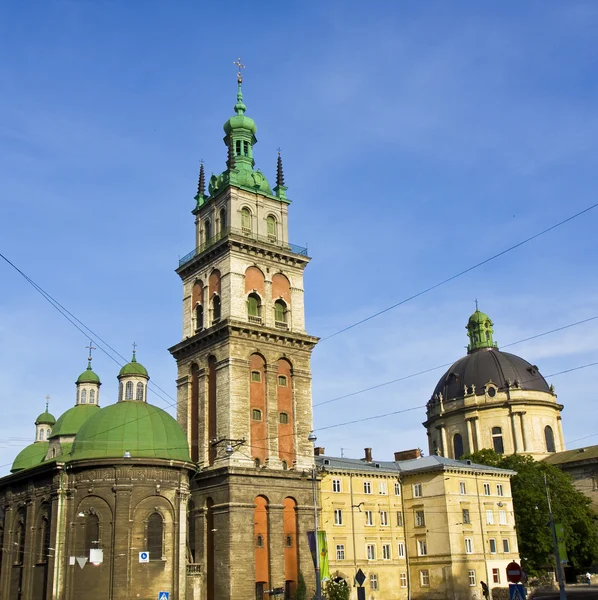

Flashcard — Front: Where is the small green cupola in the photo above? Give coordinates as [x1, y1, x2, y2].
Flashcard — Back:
[75, 343, 101, 406]
[117, 345, 149, 402]
[35, 397, 56, 441]
[466, 304, 498, 353]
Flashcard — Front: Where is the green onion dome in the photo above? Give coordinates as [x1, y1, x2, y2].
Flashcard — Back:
[35, 411, 56, 426]
[70, 402, 191, 462]
[118, 353, 149, 378]
[50, 404, 101, 438]
[11, 442, 49, 473]
[76, 361, 101, 384]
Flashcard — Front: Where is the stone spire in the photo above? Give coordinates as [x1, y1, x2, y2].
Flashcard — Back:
[273, 149, 288, 201]
[466, 305, 498, 353]
[194, 160, 208, 209]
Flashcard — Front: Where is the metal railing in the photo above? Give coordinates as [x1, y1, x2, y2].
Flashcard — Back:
[179, 227, 308, 267]
[186, 563, 201, 575]
[275, 321, 289, 330]
[248, 315, 262, 325]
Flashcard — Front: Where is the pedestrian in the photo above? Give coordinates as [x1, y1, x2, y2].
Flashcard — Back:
[586, 572, 592, 586]
[481, 581, 490, 600]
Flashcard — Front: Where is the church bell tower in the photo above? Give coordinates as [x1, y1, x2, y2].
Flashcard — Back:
[168, 64, 319, 600]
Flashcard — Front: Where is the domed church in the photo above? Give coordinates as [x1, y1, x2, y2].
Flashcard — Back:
[0, 352, 193, 600]
[423, 307, 565, 459]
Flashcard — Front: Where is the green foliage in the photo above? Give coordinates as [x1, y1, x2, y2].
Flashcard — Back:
[323, 578, 350, 600]
[294, 572, 306, 600]
[464, 450, 598, 575]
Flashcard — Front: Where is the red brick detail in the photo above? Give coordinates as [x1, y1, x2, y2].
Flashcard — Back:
[250, 354, 267, 464]
[283, 497, 298, 593]
[272, 273, 291, 305]
[254, 496, 270, 585]
[277, 359, 295, 466]
[245, 266, 265, 296]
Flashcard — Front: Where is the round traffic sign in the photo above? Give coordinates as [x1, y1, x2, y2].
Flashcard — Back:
[506, 561, 522, 583]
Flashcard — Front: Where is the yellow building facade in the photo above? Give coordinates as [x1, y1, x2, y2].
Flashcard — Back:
[317, 449, 519, 600]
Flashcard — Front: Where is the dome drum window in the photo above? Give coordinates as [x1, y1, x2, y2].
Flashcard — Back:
[492, 427, 504, 454]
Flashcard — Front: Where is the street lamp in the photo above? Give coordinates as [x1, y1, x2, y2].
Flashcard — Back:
[308, 431, 322, 600]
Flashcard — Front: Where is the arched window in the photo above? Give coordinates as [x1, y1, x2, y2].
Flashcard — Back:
[136, 382, 144, 401]
[118, 382, 123, 402]
[219, 208, 227, 233]
[89, 389, 96, 404]
[204, 220, 211, 244]
[241, 208, 252, 234]
[38, 513, 51, 563]
[252, 409, 262, 421]
[453, 433, 464, 459]
[85, 513, 99, 554]
[125, 381, 134, 400]
[545, 426, 556, 453]
[195, 304, 204, 331]
[212, 295, 221, 323]
[255, 458, 261, 468]
[81, 389, 87, 404]
[76, 389, 80, 404]
[267, 215, 277, 241]
[274, 300, 287, 326]
[279, 412, 289, 425]
[46, 428, 51, 438]
[492, 426, 504, 454]
[247, 293, 262, 323]
[187, 500, 197, 563]
[15, 514, 26, 565]
[40, 429, 45, 441]
[147, 513, 163, 560]
[281, 461, 288, 471]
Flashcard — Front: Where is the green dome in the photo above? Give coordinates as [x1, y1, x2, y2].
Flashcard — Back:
[224, 113, 257, 136]
[70, 402, 191, 462]
[468, 309, 490, 324]
[35, 411, 56, 426]
[11, 442, 49, 473]
[76, 363, 101, 384]
[118, 353, 149, 378]
[50, 404, 101, 438]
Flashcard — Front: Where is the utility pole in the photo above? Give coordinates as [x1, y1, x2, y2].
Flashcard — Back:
[309, 431, 322, 600]
[545, 474, 566, 600]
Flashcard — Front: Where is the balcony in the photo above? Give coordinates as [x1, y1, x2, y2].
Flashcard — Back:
[275, 321, 289, 330]
[179, 227, 308, 267]
[187, 563, 201, 576]
[248, 315, 263, 325]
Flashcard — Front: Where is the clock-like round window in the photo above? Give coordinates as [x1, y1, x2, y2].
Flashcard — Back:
[487, 387, 496, 398]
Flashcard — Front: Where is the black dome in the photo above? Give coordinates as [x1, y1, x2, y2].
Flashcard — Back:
[433, 348, 550, 400]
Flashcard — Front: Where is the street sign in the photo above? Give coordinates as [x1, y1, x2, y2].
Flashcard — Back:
[355, 568, 366, 586]
[506, 561, 523, 584]
[139, 551, 149, 563]
[158, 593, 169, 600]
[509, 584, 526, 600]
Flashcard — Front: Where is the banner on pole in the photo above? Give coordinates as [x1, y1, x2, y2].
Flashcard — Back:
[307, 531, 330, 582]
[555, 523, 568, 563]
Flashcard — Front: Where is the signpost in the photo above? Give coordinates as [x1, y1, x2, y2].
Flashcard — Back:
[509, 584, 526, 600]
[355, 568, 366, 600]
[506, 561, 523, 584]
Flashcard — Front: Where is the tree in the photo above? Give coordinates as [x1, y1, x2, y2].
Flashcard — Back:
[294, 572, 306, 600]
[323, 578, 350, 600]
[463, 450, 598, 576]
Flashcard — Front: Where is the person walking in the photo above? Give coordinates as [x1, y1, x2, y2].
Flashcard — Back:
[481, 581, 490, 600]
[586, 572, 592, 586]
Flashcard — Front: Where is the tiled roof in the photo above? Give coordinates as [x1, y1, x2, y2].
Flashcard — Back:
[543, 445, 598, 466]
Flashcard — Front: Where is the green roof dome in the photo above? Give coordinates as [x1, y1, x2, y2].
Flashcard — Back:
[70, 402, 191, 462]
[468, 309, 490, 324]
[76, 361, 101, 384]
[118, 353, 149, 378]
[223, 83, 257, 136]
[35, 411, 56, 426]
[11, 442, 49, 473]
[50, 404, 101, 438]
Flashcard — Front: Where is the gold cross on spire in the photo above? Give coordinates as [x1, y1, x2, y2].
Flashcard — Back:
[85, 340, 96, 361]
[233, 57, 246, 83]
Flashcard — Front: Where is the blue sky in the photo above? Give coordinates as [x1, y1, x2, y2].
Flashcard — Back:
[1, 0, 598, 474]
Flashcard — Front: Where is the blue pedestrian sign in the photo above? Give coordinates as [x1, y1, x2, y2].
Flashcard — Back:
[509, 584, 526, 600]
[158, 593, 169, 600]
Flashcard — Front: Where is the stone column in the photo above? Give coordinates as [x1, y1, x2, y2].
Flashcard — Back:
[557, 416, 565, 451]
[466, 418, 476, 453]
[0, 505, 13, 598]
[176, 486, 190, 600]
[266, 363, 282, 468]
[473, 417, 481, 451]
[510, 411, 520, 453]
[21, 496, 36, 598]
[296, 504, 317, 598]
[111, 484, 133, 600]
[519, 412, 528, 452]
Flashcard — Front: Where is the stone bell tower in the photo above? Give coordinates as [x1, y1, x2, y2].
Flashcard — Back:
[168, 65, 319, 600]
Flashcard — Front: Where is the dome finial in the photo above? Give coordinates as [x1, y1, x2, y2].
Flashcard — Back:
[85, 340, 96, 370]
[475, 298, 479, 311]
[233, 57, 247, 115]
[45, 394, 50, 413]
[131, 341, 137, 362]
[466, 305, 498, 353]
[198, 160, 205, 196]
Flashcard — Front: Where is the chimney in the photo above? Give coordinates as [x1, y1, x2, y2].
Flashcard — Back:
[394, 448, 422, 462]
[314, 447, 325, 456]
[364, 448, 373, 462]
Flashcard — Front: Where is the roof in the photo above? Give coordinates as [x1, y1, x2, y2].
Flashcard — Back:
[35, 411, 56, 426]
[70, 401, 191, 462]
[11, 442, 49, 473]
[118, 353, 149, 378]
[543, 445, 598, 466]
[50, 404, 101, 438]
[76, 362, 101, 384]
[315, 454, 515, 476]
[433, 348, 551, 401]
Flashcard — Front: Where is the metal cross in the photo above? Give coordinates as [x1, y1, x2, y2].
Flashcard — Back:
[233, 57, 246, 82]
[85, 341, 96, 360]
[475, 299, 479, 311]
[45, 394, 50, 411]
[132, 341, 137, 354]
[277, 147, 282, 155]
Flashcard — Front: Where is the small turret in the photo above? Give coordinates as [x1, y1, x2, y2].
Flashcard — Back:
[466, 303, 498, 353]
[117, 344, 149, 402]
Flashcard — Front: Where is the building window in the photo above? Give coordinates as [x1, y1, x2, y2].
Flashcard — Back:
[252, 409, 262, 421]
[462, 509, 471, 525]
[483, 483, 491, 495]
[241, 207, 252, 234]
[125, 381, 134, 400]
[85, 513, 99, 554]
[382, 544, 391, 560]
[251, 370, 262, 382]
[118, 382, 123, 402]
[274, 300, 287, 325]
[365, 510, 374, 526]
[243, 141, 249, 156]
[235, 140, 241, 156]
[499, 510, 507, 525]
[89, 389, 96, 404]
[415, 510, 425, 527]
[469, 570, 476, 586]
[281, 460, 288, 470]
[413, 483, 423, 497]
[148, 512, 163, 560]
[279, 412, 289, 424]
[460, 481, 467, 495]
[545, 425, 556, 453]
[136, 382, 144, 401]
[212, 295, 221, 323]
[204, 219, 211, 242]
[247, 293, 262, 323]
[366, 544, 376, 560]
[285, 534, 292, 547]
[38, 514, 51, 563]
[334, 509, 343, 526]
[465, 538, 473, 554]
[503, 538, 510, 553]
[417, 539, 427, 556]
[336, 544, 345, 560]
[39, 429, 45, 440]
[486, 510, 494, 525]
[195, 304, 204, 331]
[489, 538, 497, 554]
[394, 481, 401, 496]
[219, 207, 227, 232]
[398, 542, 405, 558]
[379, 481, 388, 495]
[400, 573, 407, 588]
[46, 428, 51, 438]
[267, 215, 277, 241]
[492, 426, 504, 454]
[497, 483, 504, 496]
[277, 375, 288, 387]
[453, 433, 464, 459]
[493, 568, 501, 584]
[397, 511, 403, 527]
[256, 534, 264, 547]
[420, 570, 430, 587]
[332, 479, 341, 493]
[380, 510, 389, 526]
[369, 574, 378, 590]
[81, 389, 87, 404]
[254, 458, 261, 468]
[363, 481, 372, 494]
